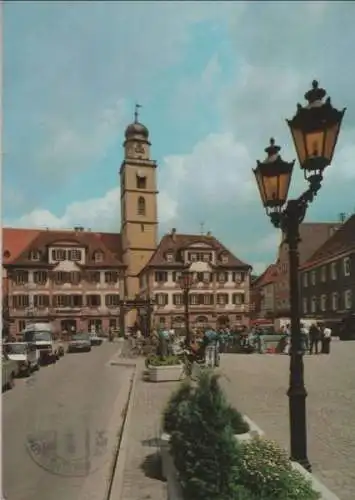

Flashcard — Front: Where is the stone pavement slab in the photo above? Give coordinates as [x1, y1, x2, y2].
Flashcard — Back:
[119, 357, 179, 500]
[219, 342, 355, 500]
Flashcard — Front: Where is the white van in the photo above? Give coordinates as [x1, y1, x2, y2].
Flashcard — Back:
[23, 322, 59, 365]
[4, 342, 39, 376]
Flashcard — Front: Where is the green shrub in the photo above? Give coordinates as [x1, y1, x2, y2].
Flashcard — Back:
[146, 354, 181, 367]
[163, 381, 193, 434]
[236, 438, 320, 499]
[225, 405, 249, 434]
[170, 371, 243, 500]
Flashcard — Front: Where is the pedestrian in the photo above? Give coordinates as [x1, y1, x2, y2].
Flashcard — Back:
[309, 323, 320, 354]
[321, 324, 332, 354]
[300, 323, 309, 354]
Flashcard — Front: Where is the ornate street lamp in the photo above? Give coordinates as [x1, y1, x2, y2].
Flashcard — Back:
[179, 270, 194, 345]
[253, 81, 345, 472]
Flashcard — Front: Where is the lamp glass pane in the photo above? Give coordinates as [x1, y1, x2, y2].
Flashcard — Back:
[254, 169, 268, 206]
[278, 172, 292, 204]
[305, 130, 324, 159]
[290, 127, 307, 166]
[262, 175, 280, 204]
[324, 122, 340, 163]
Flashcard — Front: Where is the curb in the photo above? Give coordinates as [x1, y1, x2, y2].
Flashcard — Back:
[106, 361, 140, 499]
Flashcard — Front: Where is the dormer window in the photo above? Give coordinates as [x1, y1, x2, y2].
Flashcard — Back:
[221, 254, 228, 264]
[94, 251, 104, 263]
[29, 250, 41, 261]
[166, 252, 174, 263]
[69, 249, 82, 261]
[52, 249, 66, 261]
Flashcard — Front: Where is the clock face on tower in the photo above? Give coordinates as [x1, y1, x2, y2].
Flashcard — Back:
[134, 142, 145, 157]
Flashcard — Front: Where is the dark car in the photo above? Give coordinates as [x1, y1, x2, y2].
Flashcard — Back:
[67, 333, 91, 353]
[89, 333, 103, 346]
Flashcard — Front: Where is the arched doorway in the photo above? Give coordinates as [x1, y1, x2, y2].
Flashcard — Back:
[217, 315, 230, 328]
[195, 315, 209, 328]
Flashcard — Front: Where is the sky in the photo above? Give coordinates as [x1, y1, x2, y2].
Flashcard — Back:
[3, 1, 355, 274]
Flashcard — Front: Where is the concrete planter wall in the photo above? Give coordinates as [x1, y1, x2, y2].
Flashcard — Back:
[147, 364, 184, 382]
[160, 416, 340, 500]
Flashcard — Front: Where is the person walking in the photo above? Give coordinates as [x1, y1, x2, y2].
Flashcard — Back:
[309, 323, 320, 354]
[321, 324, 332, 354]
[300, 323, 309, 354]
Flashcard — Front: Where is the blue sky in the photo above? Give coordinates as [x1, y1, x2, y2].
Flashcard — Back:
[4, 1, 355, 273]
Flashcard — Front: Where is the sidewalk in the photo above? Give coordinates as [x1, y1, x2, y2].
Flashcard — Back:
[118, 356, 179, 500]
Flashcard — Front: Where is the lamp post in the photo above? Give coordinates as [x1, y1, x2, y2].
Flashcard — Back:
[179, 270, 194, 345]
[253, 81, 345, 472]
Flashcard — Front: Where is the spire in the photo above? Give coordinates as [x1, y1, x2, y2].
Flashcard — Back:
[134, 103, 142, 123]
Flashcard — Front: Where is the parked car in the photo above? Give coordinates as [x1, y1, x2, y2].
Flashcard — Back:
[89, 333, 103, 346]
[67, 333, 91, 353]
[4, 342, 39, 376]
[2, 352, 17, 391]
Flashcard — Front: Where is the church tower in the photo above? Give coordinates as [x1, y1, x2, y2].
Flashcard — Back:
[120, 105, 158, 329]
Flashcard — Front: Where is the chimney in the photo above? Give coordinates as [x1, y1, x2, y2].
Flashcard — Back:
[74, 226, 84, 232]
[171, 228, 176, 241]
[206, 231, 211, 237]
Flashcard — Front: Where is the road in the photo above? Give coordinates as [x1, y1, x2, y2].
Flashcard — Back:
[2, 341, 132, 500]
[220, 340, 355, 500]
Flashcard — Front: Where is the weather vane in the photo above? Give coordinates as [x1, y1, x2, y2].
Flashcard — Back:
[134, 103, 142, 123]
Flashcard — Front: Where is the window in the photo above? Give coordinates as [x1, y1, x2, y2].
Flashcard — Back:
[105, 294, 120, 307]
[343, 257, 351, 276]
[203, 294, 214, 305]
[33, 295, 50, 308]
[203, 253, 213, 262]
[52, 249, 66, 261]
[321, 266, 326, 282]
[105, 272, 118, 284]
[33, 271, 48, 285]
[188, 253, 197, 262]
[232, 293, 245, 305]
[53, 295, 83, 307]
[94, 251, 104, 263]
[189, 294, 199, 305]
[320, 294, 327, 312]
[331, 262, 337, 280]
[155, 271, 168, 283]
[141, 224, 145, 232]
[344, 290, 352, 310]
[89, 319, 102, 332]
[303, 273, 308, 287]
[12, 295, 29, 308]
[311, 296, 317, 313]
[172, 271, 181, 282]
[332, 292, 339, 311]
[70, 271, 81, 284]
[86, 295, 101, 307]
[217, 294, 228, 305]
[69, 249, 82, 261]
[155, 293, 168, 306]
[221, 254, 228, 264]
[54, 272, 68, 284]
[136, 174, 146, 189]
[137, 196, 146, 215]
[109, 319, 118, 330]
[173, 294, 183, 306]
[14, 271, 29, 285]
[87, 271, 101, 283]
[302, 298, 308, 314]
[311, 271, 316, 285]
[218, 272, 228, 283]
[29, 250, 41, 261]
[159, 317, 166, 325]
[18, 320, 26, 332]
[166, 253, 173, 263]
[233, 272, 244, 282]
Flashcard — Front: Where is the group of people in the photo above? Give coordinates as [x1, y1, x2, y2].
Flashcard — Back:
[282, 322, 332, 355]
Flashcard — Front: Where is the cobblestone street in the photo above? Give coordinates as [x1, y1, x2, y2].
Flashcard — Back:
[219, 340, 355, 500]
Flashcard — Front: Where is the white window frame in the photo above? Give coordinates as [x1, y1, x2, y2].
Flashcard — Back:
[29, 250, 41, 261]
[344, 289, 352, 310]
[311, 271, 316, 286]
[302, 297, 308, 314]
[94, 251, 104, 263]
[331, 292, 338, 311]
[331, 262, 337, 280]
[321, 266, 326, 282]
[52, 249, 66, 261]
[166, 253, 173, 263]
[320, 294, 327, 312]
[303, 273, 308, 288]
[343, 257, 351, 277]
[311, 296, 317, 313]
[69, 249, 82, 261]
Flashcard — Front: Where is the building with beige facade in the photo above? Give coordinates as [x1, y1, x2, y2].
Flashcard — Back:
[3, 112, 252, 335]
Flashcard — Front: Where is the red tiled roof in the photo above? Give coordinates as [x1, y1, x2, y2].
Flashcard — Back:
[300, 215, 355, 270]
[2, 227, 123, 268]
[141, 231, 251, 272]
[252, 264, 278, 288]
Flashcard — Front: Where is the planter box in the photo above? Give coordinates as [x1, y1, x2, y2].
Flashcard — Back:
[160, 417, 340, 500]
[147, 364, 184, 382]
